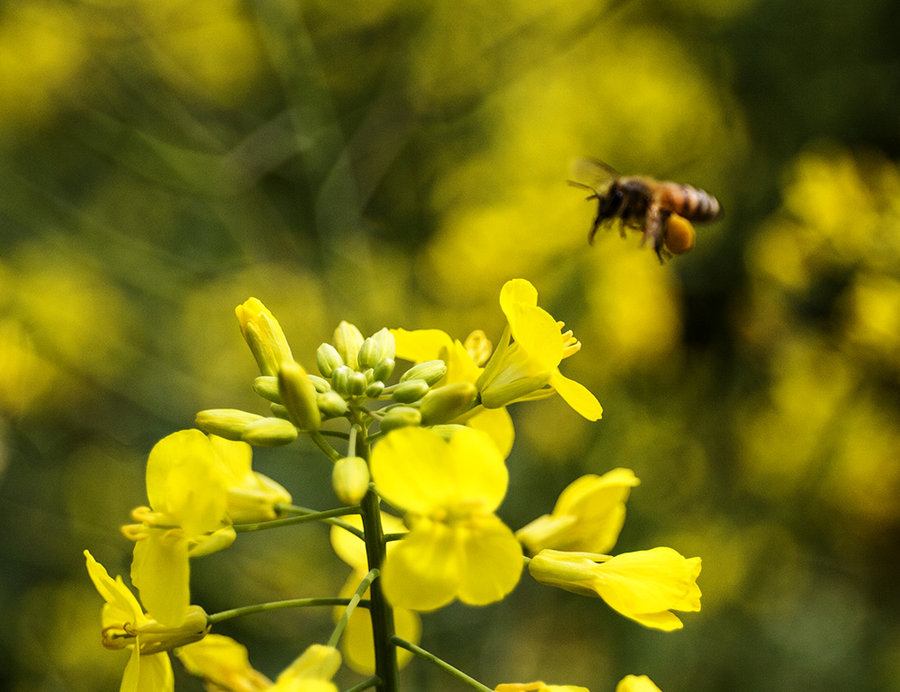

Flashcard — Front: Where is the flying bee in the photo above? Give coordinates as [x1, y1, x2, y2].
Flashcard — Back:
[569, 158, 722, 262]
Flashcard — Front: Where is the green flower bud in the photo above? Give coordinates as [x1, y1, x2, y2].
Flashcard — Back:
[316, 342, 344, 377]
[373, 357, 395, 383]
[357, 337, 382, 370]
[400, 360, 447, 386]
[348, 371, 368, 397]
[317, 390, 349, 418]
[419, 382, 478, 425]
[278, 360, 321, 431]
[252, 376, 281, 404]
[240, 417, 298, 447]
[371, 328, 396, 361]
[379, 406, 422, 432]
[269, 403, 289, 419]
[334, 321, 364, 370]
[331, 365, 352, 395]
[365, 381, 385, 398]
[391, 378, 430, 403]
[196, 409, 263, 440]
[307, 374, 331, 393]
[332, 456, 370, 505]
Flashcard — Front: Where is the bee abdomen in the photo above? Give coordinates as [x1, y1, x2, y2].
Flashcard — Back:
[657, 183, 721, 221]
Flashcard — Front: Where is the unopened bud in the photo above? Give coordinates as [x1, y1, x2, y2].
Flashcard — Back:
[333, 321, 364, 370]
[348, 371, 368, 397]
[235, 298, 292, 377]
[357, 337, 382, 370]
[240, 417, 298, 447]
[317, 391, 349, 418]
[331, 365, 352, 395]
[373, 357, 395, 383]
[308, 374, 331, 393]
[278, 360, 321, 431]
[400, 360, 447, 386]
[371, 328, 396, 361]
[332, 456, 370, 505]
[365, 381, 385, 398]
[316, 343, 343, 378]
[379, 406, 422, 432]
[196, 409, 263, 440]
[253, 376, 281, 403]
[419, 382, 478, 425]
[391, 379, 430, 403]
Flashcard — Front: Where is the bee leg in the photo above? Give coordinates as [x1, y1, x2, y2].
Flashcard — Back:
[644, 205, 668, 263]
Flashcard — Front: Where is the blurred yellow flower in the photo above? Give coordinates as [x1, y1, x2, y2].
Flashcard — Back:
[495, 682, 589, 692]
[177, 634, 272, 692]
[369, 426, 523, 611]
[528, 547, 701, 631]
[516, 469, 640, 555]
[84, 551, 208, 692]
[615, 674, 662, 692]
[270, 644, 342, 692]
[478, 279, 602, 421]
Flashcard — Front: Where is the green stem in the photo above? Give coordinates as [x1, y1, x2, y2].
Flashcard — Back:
[359, 477, 400, 691]
[328, 568, 379, 648]
[391, 637, 493, 692]
[207, 597, 367, 626]
[310, 430, 343, 461]
[250, 504, 362, 538]
[345, 677, 381, 692]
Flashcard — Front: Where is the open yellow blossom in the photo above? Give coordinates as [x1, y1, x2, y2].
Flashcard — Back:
[235, 297, 293, 377]
[528, 547, 701, 631]
[616, 675, 662, 692]
[370, 426, 523, 611]
[392, 327, 515, 456]
[329, 515, 421, 674]
[477, 279, 602, 421]
[177, 635, 273, 692]
[516, 469, 640, 555]
[495, 682, 589, 692]
[84, 550, 208, 692]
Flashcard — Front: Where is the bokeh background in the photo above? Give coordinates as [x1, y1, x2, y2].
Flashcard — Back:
[2, 0, 899, 690]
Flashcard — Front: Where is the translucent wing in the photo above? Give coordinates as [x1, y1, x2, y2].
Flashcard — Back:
[568, 157, 621, 193]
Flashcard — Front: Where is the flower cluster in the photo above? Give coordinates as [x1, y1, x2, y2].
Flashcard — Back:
[83, 278, 701, 692]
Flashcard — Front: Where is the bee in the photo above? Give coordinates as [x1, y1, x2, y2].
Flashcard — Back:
[569, 158, 722, 261]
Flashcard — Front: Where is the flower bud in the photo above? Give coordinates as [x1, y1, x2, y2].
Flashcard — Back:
[240, 417, 298, 447]
[357, 337, 382, 370]
[278, 360, 321, 431]
[316, 342, 343, 377]
[371, 327, 396, 361]
[252, 376, 281, 403]
[308, 374, 332, 393]
[373, 357, 395, 383]
[348, 370, 368, 397]
[379, 406, 422, 432]
[196, 409, 263, 440]
[400, 359, 447, 386]
[235, 298, 292, 377]
[391, 378, 430, 403]
[365, 381, 385, 398]
[317, 390, 349, 418]
[419, 382, 477, 425]
[333, 321, 364, 370]
[332, 456, 370, 505]
[331, 365, 353, 395]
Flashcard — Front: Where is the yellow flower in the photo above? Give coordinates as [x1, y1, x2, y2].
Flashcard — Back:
[235, 297, 293, 377]
[329, 515, 421, 673]
[528, 547, 701, 631]
[516, 469, 640, 555]
[616, 675, 662, 692]
[495, 682, 589, 692]
[270, 644, 342, 692]
[392, 327, 515, 456]
[84, 550, 208, 692]
[477, 279, 602, 421]
[177, 635, 273, 692]
[212, 434, 292, 523]
[369, 426, 523, 611]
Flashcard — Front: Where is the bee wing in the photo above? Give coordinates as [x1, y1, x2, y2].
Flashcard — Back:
[569, 157, 621, 190]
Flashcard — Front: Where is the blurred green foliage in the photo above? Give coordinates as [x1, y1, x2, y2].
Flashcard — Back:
[1, 0, 899, 690]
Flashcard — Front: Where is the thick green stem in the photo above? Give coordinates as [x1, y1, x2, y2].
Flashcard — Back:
[360, 486, 400, 691]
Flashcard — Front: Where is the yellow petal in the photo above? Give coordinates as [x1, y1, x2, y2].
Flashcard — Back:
[505, 304, 564, 368]
[131, 531, 190, 626]
[549, 371, 603, 421]
[381, 520, 460, 611]
[457, 517, 523, 605]
[467, 406, 515, 458]
[125, 649, 174, 692]
[391, 328, 452, 363]
[616, 674, 663, 692]
[84, 550, 144, 623]
[330, 513, 406, 571]
[499, 278, 539, 310]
